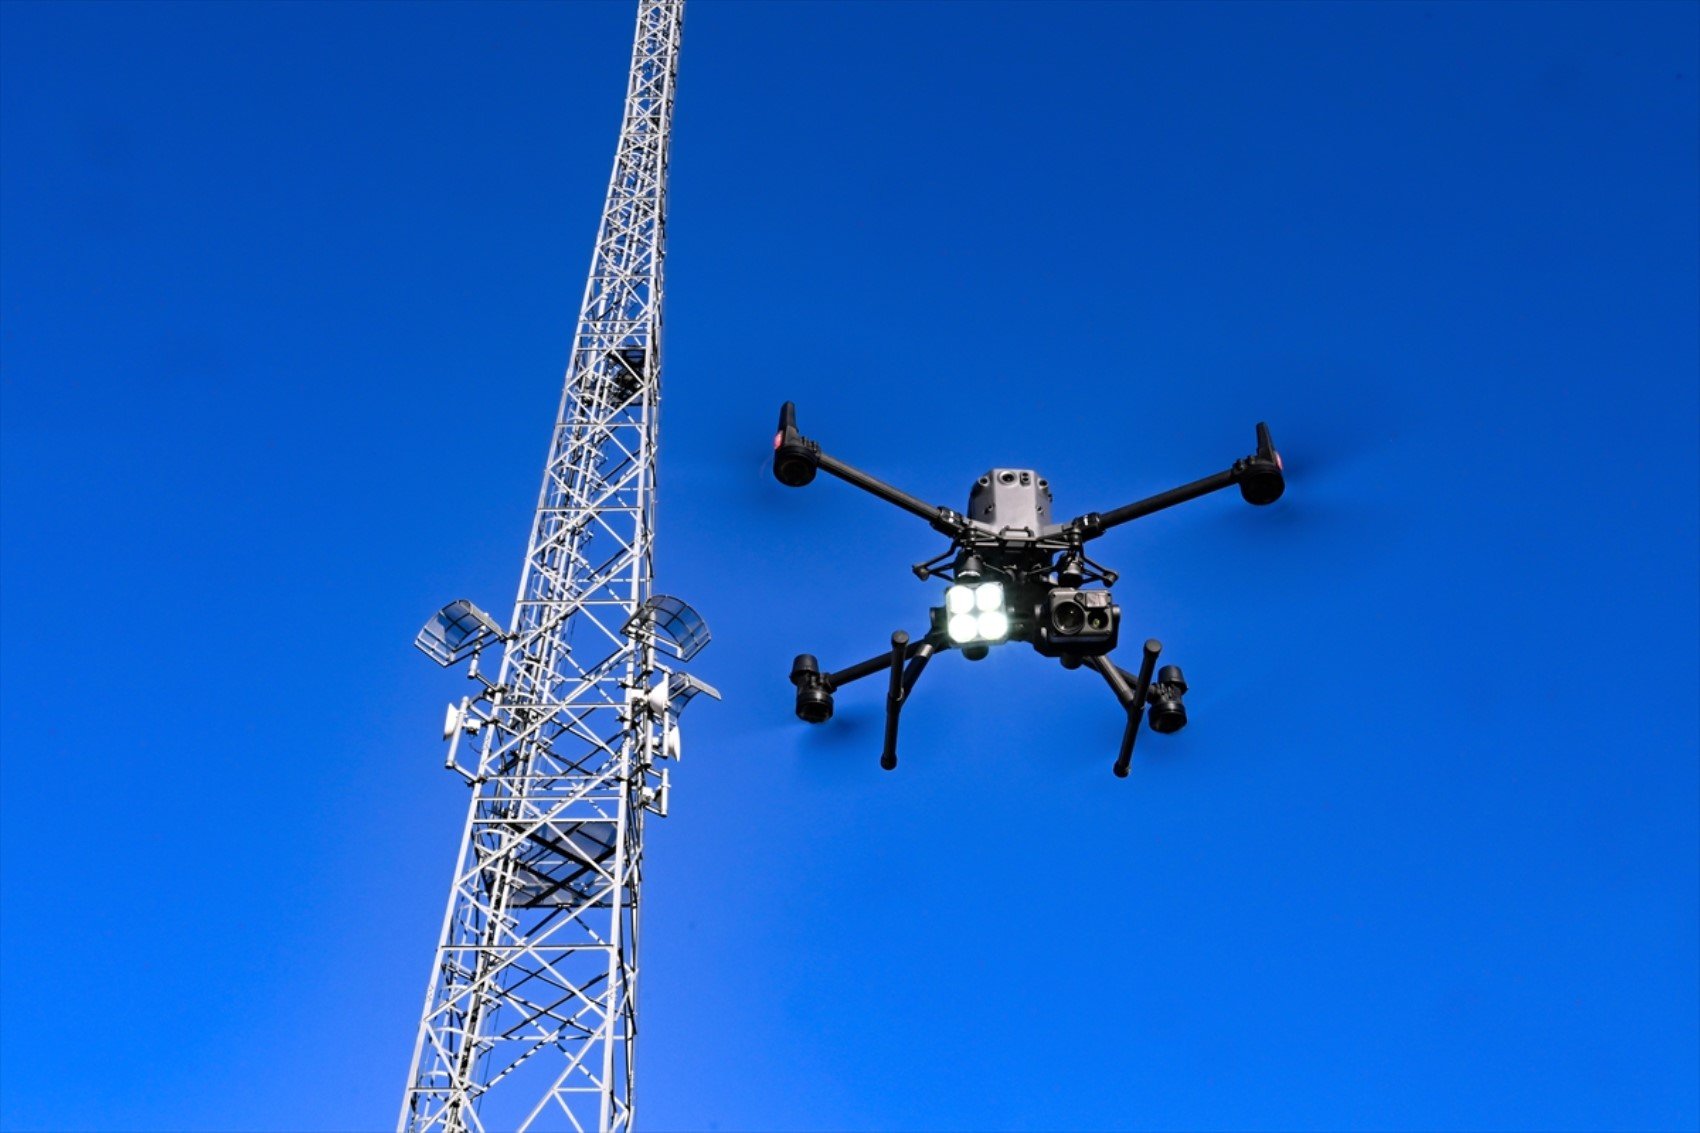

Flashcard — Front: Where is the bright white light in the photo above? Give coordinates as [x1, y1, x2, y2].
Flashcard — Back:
[975, 581, 1004, 612]
[947, 612, 980, 644]
[977, 610, 1009, 640]
[946, 585, 976, 614]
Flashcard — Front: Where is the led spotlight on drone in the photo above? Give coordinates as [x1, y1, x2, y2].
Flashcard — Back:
[770, 401, 1284, 778]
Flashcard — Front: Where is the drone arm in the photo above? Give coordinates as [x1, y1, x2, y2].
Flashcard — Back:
[1086, 650, 1138, 705]
[811, 631, 946, 692]
[816, 451, 957, 530]
[824, 650, 895, 690]
[1092, 468, 1240, 531]
[1084, 639, 1161, 778]
[1067, 422, 1285, 540]
[773, 402, 970, 538]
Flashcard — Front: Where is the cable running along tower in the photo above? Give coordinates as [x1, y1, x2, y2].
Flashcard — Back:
[400, 3, 710, 1130]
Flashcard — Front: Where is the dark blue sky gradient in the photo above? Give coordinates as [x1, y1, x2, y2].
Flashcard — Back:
[2, 2, 1696, 1130]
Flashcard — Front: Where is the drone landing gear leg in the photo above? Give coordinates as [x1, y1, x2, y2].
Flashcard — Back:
[1083, 639, 1162, 778]
[880, 631, 936, 771]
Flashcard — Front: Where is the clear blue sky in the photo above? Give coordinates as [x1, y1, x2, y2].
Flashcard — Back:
[2, 2, 1696, 1130]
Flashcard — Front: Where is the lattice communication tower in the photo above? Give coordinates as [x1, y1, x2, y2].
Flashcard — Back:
[399, 3, 710, 1129]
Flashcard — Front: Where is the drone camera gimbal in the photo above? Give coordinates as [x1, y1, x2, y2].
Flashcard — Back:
[773, 401, 1281, 777]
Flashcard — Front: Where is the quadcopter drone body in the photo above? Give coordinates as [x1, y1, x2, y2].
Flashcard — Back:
[773, 402, 1284, 777]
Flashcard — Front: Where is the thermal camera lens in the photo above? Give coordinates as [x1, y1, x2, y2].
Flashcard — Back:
[1053, 600, 1085, 635]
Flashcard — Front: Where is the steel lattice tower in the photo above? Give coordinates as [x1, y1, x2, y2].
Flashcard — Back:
[400, 3, 706, 1129]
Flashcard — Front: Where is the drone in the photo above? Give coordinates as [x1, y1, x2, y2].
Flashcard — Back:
[772, 401, 1285, 777]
